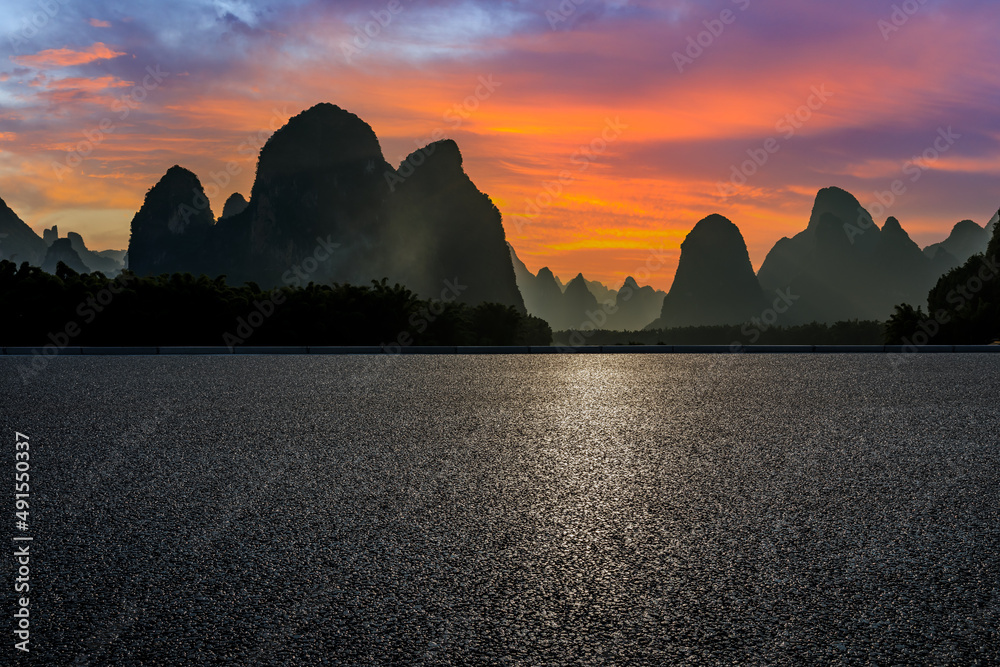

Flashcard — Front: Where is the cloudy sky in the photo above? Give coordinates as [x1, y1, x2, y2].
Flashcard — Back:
[1, 0, 998, 289]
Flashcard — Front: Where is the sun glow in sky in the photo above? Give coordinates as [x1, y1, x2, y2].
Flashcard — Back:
[1, 0, 998, 290]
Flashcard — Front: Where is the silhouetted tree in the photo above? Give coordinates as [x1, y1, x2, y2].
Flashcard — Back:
[0, 261, 551, 347]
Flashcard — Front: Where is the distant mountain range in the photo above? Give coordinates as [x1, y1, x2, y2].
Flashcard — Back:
[646, 188, 996, 330]
[0, 205, 126, 276]
[754, 187, 946, 324]
[0, 103, 995, 333]
[509, 244, 667, 331]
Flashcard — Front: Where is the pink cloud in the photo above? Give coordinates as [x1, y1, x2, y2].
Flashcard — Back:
[32, 75, 134, 92]
[89, 19, 112, 28]
[11, 42, 126, 69]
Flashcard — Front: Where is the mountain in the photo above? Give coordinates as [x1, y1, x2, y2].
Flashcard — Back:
[0, 197, 47, 266]
[128, 165, 216, 277]
[220, 193, 249, 221]
[508, 245, 565, 323]
[508, 244, 664, 330]
[387, 139, 525, 311]
[530, 267, 571, 325]
[875, 216, 940, 310]
[756, 187, 936, 323]
[923, 219, 990, 269]
[558, 273, 601, 330]
[607, 276, 665, 331]
[225, 103, 393, 287]
[130, 105, 390, 285]
[65, 232, 123, 275]
[508, 243, 534, 288]
[41, 238, 89, 275]
[509, 251, 574, 329]
[0, 200, 124, 276]
[127, 104, 524, 311]
[585, 278, 617, 305]
[808, 185, 881, 253]
[508, 251, 595, 329]
[95, 249, 128, 266]
[651, 214, 765, 328]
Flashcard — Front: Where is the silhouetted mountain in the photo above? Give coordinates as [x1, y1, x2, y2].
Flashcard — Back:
[923, 219, 989, 269]
[607, 276, 665, 331]
[128, 165, 216, 277]
[41, 238, 89, 275]
[509, 244, 563, 319]
[508, 243, 664, 330]
[530, 267, 570, 324]
[808, 185, 881, 253]
[652, 214, 765, 327]
[509, 253, 585, 329]
[125, 104, 524, 311]
[756, 187, 935, 323]
[585, 278, 617, 305]
[387, 139, 524, 311]
[230, 103, 393, 287]
[113, 113, 982, 329]
[0, 197, 46, 266]
[509, 243, 534, 287]
[43, 225, 58, 246]
[220, 192, 249, 220]
[874, 216, 940, 308]
[95, 249, 128, 266]
[66, 232, 123, 275]
[559, 273, 601, 329]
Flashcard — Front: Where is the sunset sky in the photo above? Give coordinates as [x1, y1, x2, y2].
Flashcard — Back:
[1, 0, 998, 290]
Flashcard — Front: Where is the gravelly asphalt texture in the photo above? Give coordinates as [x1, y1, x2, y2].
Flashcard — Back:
[1, 354, 999, 665]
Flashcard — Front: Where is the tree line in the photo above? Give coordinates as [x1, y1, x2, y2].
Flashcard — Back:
[886, 226, 1000, 345]
[0, 261, 552, 347]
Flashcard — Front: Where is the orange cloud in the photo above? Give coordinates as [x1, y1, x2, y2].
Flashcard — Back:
[89, 19, 112, 28]
[30, 75, 133, 92]
[11, 42, 126, 69]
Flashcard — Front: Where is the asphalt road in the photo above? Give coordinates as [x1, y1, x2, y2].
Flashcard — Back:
[1, 354, 998, 665]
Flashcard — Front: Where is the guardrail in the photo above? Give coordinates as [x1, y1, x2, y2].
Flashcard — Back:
[1, 345, 999, 355]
